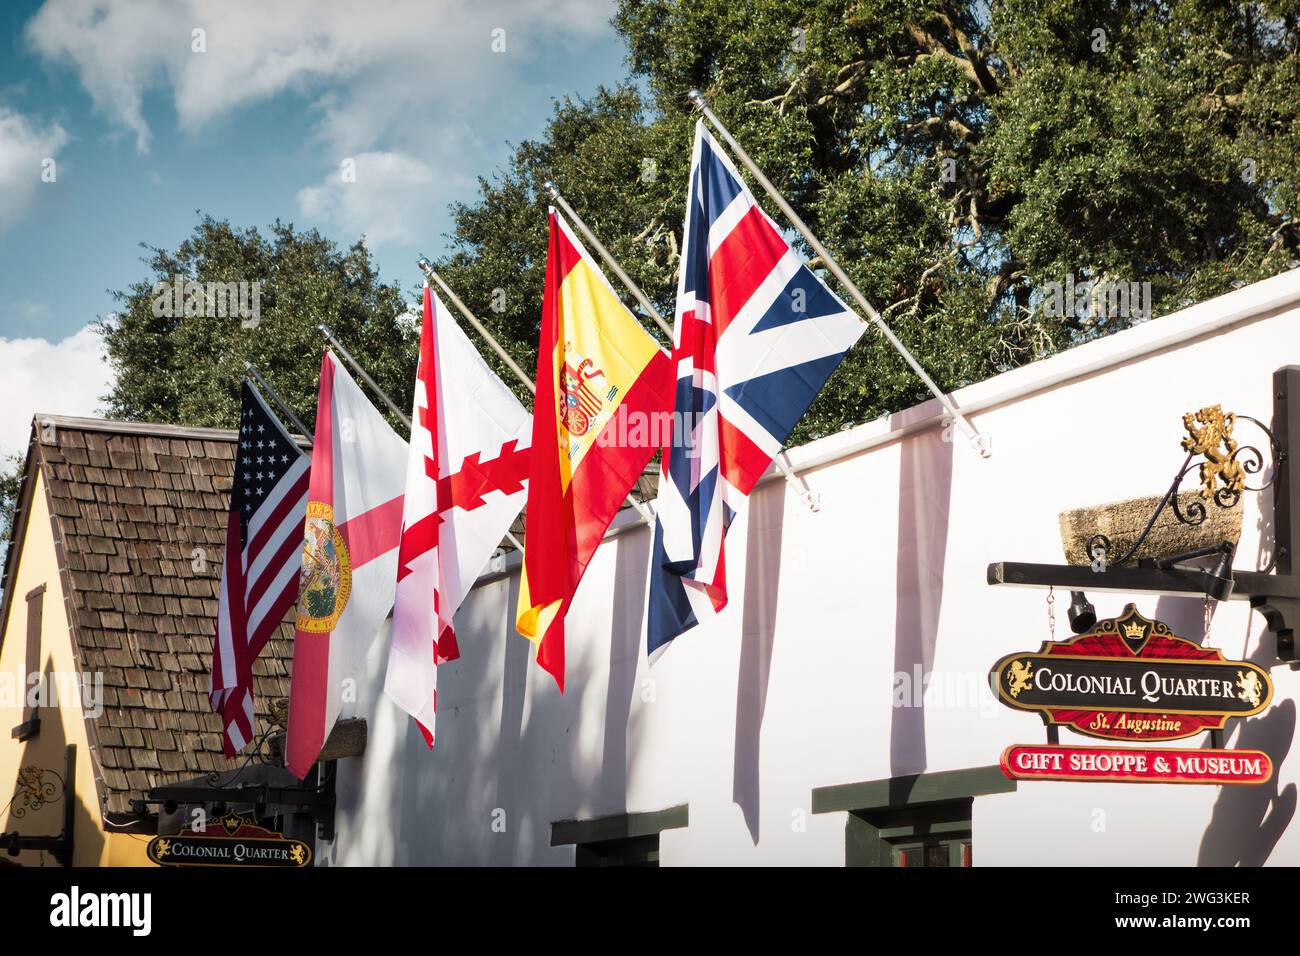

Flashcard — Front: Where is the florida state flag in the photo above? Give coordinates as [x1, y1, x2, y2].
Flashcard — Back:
[285, 351, 408, 779]
[385, 287, 531, 746]
[515, 209, 673, 690]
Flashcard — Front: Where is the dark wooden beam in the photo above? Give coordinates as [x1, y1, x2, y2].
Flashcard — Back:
[812, 765, 1014, 816]
[317, 718, 367, 762]
[987, 560, 1237, 601]
[551, 804, 689, 847]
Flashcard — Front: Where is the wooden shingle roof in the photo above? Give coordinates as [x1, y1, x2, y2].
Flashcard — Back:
[2, 415, 298, 818]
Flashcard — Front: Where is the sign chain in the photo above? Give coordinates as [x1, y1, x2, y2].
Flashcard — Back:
[1046, 586, 1056, 641]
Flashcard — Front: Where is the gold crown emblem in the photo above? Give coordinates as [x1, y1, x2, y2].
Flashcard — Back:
[1122, 621, 1146, 639]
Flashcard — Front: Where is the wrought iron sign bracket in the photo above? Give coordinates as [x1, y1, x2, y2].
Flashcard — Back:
[140, 761, 336, 841]
[0, 744, 76, 865]
[988, 365, 1300, 666]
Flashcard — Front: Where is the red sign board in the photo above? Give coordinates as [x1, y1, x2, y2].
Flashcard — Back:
[990, 604, 1273, 741]
[1001, 743, 1273, 786]
[147, 812, 312, 867]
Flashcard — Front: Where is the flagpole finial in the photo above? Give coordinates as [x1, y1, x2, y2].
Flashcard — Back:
[687, 89, 706, 110]
[416, 255, 433, 274]
[542, 180, 560, 200]
[318, 323, 332, 339]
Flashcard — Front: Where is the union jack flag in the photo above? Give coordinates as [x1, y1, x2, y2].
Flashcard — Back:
[647, 120, 866, 654]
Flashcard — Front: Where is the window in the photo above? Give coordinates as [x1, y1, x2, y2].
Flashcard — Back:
[860, 800, 973, 867]
[12, 584, 43, 741]
[551, 804, 688, 868]
[812, 766, 1014, 867]
[574, 834, 661, 868]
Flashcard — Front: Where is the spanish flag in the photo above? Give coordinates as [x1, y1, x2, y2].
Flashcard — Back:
[516, 209, 672, 690]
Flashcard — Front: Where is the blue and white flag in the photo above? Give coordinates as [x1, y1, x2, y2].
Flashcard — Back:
[647, 119, 866, 655]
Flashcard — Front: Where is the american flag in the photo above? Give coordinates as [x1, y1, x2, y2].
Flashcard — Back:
[210, 381, 310, 754]
[647, 119, 866, 654]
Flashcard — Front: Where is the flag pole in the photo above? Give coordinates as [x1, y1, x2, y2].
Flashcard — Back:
[687, 91, 992, 459]
[318, 324, 413, 432]
[411, 276, 529, 550]
[542, 183, 675, 341]
[416, 258, 536, 395]
[544, 180, 821, 512]
[243, 361, 312, 443]
[412, 263, 653, 529]
[320, 312, 529, 553]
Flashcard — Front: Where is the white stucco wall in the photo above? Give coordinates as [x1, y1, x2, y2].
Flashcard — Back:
[323, 269, 1300, 866]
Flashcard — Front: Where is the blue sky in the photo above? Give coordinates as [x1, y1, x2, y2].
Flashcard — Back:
[0, 0, 630, 455]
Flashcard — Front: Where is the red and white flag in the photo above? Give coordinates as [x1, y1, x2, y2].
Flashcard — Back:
[211, 381, 310, 754]
[286, 351, 408, 779]
[385, 287, 531, 745]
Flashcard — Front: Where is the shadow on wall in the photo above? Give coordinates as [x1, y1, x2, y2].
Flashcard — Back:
[1142, 550, 1299, 866]
[486, 528, 656, 864]
[4, 657, 105, 866]
[734, 479, 786, 844]
[1155, 577, 1298, 866]
[361, 524, 658, 866]
[490, 571, 530, 865]
[1152, 593, 1218, 647]
[1198, 697, 1296, 866]
[598, 529, 645, 814]
[890, 427, 956, 778]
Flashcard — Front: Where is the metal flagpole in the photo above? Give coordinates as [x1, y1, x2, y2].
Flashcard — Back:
[544, 180, 822, 512]
[542, 182, 675, 341]
[318, 324, 413, 431]
[688, 90, 992, 459]
[320, 315, 525, 551]
[411, 262, 653, 528]
[243, 361, 312, 443]
[417, 258, 535, 395]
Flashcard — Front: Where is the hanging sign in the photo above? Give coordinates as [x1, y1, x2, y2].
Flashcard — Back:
[147, 812, 312, 868]
[1001, 743, 1273, 785]
[990, 604, 1273, 741]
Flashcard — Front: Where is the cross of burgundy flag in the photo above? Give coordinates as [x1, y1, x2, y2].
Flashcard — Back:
[210, 381, 309, 755]
[286, 351, 408, 779]
[385, 287, 531, 746]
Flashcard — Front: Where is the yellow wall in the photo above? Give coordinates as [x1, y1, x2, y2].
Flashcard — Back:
[0, 470, 154, 866]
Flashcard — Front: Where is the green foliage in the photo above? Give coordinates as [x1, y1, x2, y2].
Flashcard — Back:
[99, 216, 417, 434]
[95, 3, 1300, 448]
[435, 86, 684, 406]
[438, 0, 1300, 443]
[0, 453, 22, 566]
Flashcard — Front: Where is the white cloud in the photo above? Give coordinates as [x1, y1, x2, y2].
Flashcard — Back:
[26, 0, 618, 245]
[0, 325, 111, 457]
[297, 151, 438, 246]
[0, 106, 68, 233]
[26, 0, 616, 155]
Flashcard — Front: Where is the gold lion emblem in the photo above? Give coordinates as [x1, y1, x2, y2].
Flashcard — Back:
[290, 844, 307, 865]
[1182, 405, 1245, 499]
[16, 766, 45, 802]
[1236, 669, 1262, 708]
[1007, 660, 1034, 698]
[154, 839, 171, 858]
